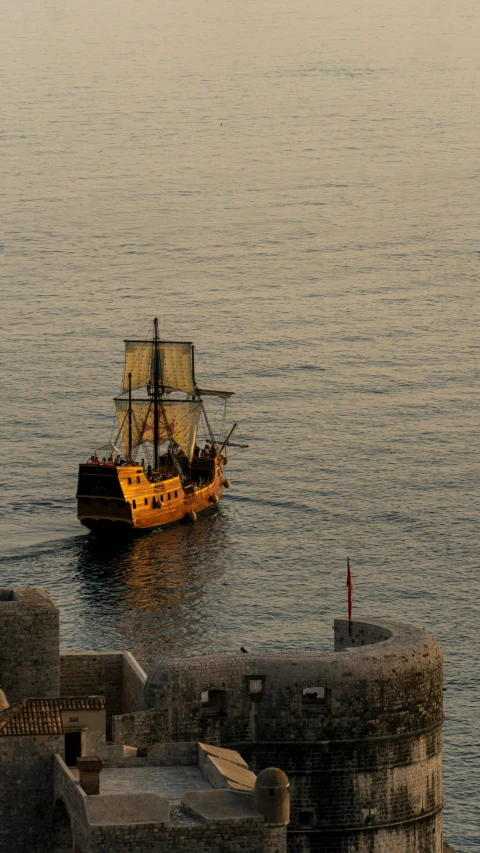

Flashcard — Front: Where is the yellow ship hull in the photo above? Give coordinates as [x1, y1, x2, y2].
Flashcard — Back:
[76, 456, 226, 535]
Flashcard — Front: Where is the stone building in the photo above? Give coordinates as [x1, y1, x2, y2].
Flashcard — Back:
[51, 741, 289, 853]
[0, 587, 456, 853]
[0, 695, 106, 851]
[116, 617, 445, 853]
[0, 589, 288, 852]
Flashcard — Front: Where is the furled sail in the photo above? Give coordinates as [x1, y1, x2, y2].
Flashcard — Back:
[115, 399, 202, 461]
[123, 340, 195, 395]
[196, 388, 234, 400]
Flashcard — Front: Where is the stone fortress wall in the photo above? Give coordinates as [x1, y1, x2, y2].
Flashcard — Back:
[0, 589, 289, 853]
[0, 590, 149, 852]
[0, 588, 453, 853]
[114, 617, 444, 853]
[60, 650, 146, 736]
[0, 587, 60, 702]
[0, 732, 64, 852]
[52, 744, 288, 853]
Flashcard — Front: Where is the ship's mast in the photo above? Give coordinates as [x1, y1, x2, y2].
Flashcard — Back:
[128, 372, 133, 461]
[153, 317, 160, 471]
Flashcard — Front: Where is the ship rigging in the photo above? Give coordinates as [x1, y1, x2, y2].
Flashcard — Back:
[76, 319, 238, 535]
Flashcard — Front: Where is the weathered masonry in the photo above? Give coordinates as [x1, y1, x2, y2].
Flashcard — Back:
[116, 617, 445, 853]
[0, 587, 60, 702]
[52, 742, 289, 853]
[0, 588, 289, 853]
[0, 587, 456, 853]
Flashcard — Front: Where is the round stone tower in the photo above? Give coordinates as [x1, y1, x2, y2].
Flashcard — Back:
[145, 617, 444, 853]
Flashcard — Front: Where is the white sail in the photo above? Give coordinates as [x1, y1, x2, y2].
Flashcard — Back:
[115, 399, 152, 452]
[123, 340, 195, 395]
[160, 342, 195, 396]
[123, 342, 153, 394]
[115, 399, 202, 462]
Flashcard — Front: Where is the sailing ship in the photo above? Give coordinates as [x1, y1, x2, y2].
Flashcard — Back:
[76, 319, 237, 535]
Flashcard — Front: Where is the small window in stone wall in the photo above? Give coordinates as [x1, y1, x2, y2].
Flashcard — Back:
[200, 689, 227, 714]
[0, 590, 15, 601]
[245, 675, 266, 697]
[302, 685, 331, 710]
[298, 810, 315, 828]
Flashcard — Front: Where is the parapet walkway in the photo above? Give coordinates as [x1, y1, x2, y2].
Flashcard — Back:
[71, 765, 211, 805]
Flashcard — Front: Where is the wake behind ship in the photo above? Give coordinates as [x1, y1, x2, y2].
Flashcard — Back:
[77, 319, 237, 535]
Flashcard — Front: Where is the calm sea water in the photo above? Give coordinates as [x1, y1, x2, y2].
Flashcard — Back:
[2, 0, 479, 847]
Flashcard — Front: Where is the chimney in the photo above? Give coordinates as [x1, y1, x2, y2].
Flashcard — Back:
[76, 756, 103, 795]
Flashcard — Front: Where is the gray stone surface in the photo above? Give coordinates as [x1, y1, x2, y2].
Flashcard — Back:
[54, 753, 287, 852]
[60, 651, 146, 738]
[0, 733, 64, 852]
[122, 652, 147, 713]
[0, 588, 60, 703]
[85, 792, 170, 825]
[183, 789, 263, 823]
[128, 616, 444, 853]
[73, 765, 213, 804]
[0, 586, 448, 853]
[147, 740, 198, 765]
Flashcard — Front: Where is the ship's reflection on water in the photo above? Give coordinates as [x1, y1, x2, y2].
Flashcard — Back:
[73, 509, 232, 668]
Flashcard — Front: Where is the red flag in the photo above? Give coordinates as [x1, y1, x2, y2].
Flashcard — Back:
[346, 558, 352, 620]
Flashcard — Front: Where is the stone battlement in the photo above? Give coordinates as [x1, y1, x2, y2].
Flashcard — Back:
[0, 590, 453, 853]
[139, 616, 443, 743]
[52, 742, 289, 853]
[113, 616, 444, 853]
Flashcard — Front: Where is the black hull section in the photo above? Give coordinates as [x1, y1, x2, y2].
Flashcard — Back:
[81, 503, 218, 538]
[81, 518, 134, 537]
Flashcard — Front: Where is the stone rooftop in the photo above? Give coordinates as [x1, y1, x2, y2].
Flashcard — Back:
[52, 741, 278, 843]
[73, 764, 212, 805]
